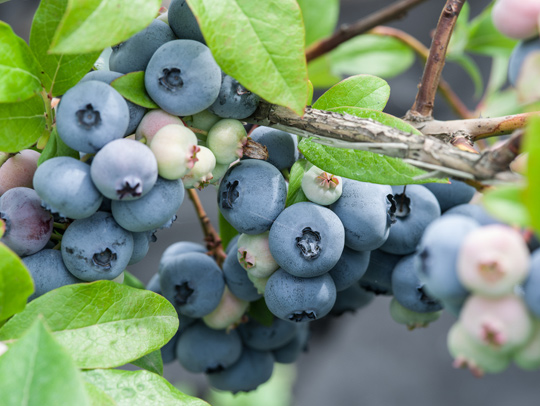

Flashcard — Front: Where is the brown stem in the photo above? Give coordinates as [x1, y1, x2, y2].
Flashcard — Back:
[370, 26, 473, 119]
[410, 0, 466, 118]
[305, 0, 429, 62]
[187, 189, 227, 267]
[475, 130, 523, 176]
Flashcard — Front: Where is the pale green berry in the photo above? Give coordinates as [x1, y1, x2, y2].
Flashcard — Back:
[136, 109, 184, 144]
[247, 273, 269, 294]
[202, 286, 249, 330]
[514, 319, 540, 370]
[207, 119, 247, 164]
[183, 109, 220, 132]
[237, 232, 279, 278]
[389, 297, 441, 330]
[182, 146, 216, 189]
[301, 165, 343, 206]
[208, 163, 230, 184]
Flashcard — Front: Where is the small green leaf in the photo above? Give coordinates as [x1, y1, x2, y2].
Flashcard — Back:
[37, 128, 79, 166]
[131, 349, 163, 376]
[30, 0, 101, 96]
[187, 0, 308, 116]
[248, 298, 274, 327]
[286, 159, 310, 207]
[524, 117, 540, 232]
[478, 89, 521, 118]
[313, 75, 390, 111]
[110, 71, 159, 109]
[49, 0, 161, 54]
[447, 2, 470, 55]
[0, 281, 178, 369]
[330, 35, 415, 79]
[483, 184, 530, 228]
[0, 319, 89, 406]
[0, 243, 34, 322]
[85, 383, 117, 406]
[0, 22, 42, 103]
[307, 56, 341, 89]
[0, 94, 46, 153]
[219, 210, 238, 251]
[298, 0, 339, 47]
[83, 369, 210, 406]
[123, 271, 145, 290]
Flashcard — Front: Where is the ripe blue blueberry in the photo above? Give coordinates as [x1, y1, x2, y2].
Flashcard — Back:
[508, 37, 540, 86]
[128, 231, 156, 265]
[168, 0, 206, 43]
[328, 246, 370, 291]
[523, 249, 540, 318]
[359, 249, 403, 295]
[238, 318, 297, 351]
[423, 180, 475, 213]
[209, 73, 260, 119]
[272, 323, 309, 364]
[330, 283, 375, 316]
[248, 126, 299, 171]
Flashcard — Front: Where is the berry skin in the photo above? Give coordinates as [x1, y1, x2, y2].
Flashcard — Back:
[264, 268, 337, 323]
[457, 225, 530, 297]
[159, 251, 225, 318]
[175, 321, 242, 374]
[0, 187, 53, 257]
[248, 126, 299, 171]
[207, 347, 275, 394]
[61, 212, 134, 281]
[330, 178, 394, 252]
[423, 179, 475, 212]
[328, 246, 370, 292]
[222, 242, 262, 302]
[145, 40, 221, 116]
[508, 37, 540, 86]
[444, 203, 500, 226]
[209, 73, 260, 119]
[359, 249, 402, 296]
[522, 249, 540, 318]
[56, 80, 129, 153]
[109, 19, 176, 74]
[0, 149, 40, 196]
[182, 146, 216, 189]
[238, 318, 297, 351]
[33, 157, 103, 219]
[207, 119, 248, 165]
[168, 0, 205, 43]
[380, 185, 441, 255]
[202, 286, 249, 330]
[330, 283, 375, 316]
[513, 320, 540, 370]
[236, 231, 279, 279]
[111, 177, 184, 232]
[218, 160, 287, 235]
[389, 297, 441, 330]
[128, 231, 156, 265]
[272, 323, 309, 364]
[301, 165, 343, 206]
[161, 241, 207, 265]
[492, 0, 540, 40]
[135, 109, 184, 145]
[269, 202, 345, 278]
[183, 109, 221, 133]
[23, 249, 83, 301]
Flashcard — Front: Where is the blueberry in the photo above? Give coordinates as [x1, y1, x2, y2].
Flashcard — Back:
[56, 80, 129, 153]
[61, 212, 134, 281]
[509, 37, 540, 86]
[264, 268, 337, 323]
[0, 149, 40, 196]
[176, 321, 243, 373]
[423, 180, 475, 213]
[159, 251, 225, 317]
[0, 187, 53, 257]
[330, 178, 394, 251]
[207, 347, 274, 393]
[391, 253, 443, 313]
[91, 138, 158, 201]
[301, 165, 343, 206]
[523, 249, 540, 318]
[248, 126, 299, 171]
[330, 283, 375, 316]
[145, 40, 221, 116]
[128, 230, 156, 265]
[358, 249, 402, 296]
[135, 109, 184, 144]
[111, 177, 184, 232]
[207, 119, 247, 165]
[379, 185, 441, 255]
[168, 0, 205, 43]
[222, 242, 262, 302]
[444, 203, 500, 226]
[109, 20, 176, 74]
[328, 246, 370, 291]
[202, 286, 249, 330]
[269, 202, 344, 278]
[236, 231, 279, 279]
[146, 273, 162, 294]
[390, 298, 441, 330]
[161, 241, 207, 264]
[33, 157, 103, 219]
[161, 315, 198, 364]
[238, 318, 297, 351]
[218, 160, 287, 235]
[272, 323, 309, 364]
[23, 249, 83, 301]
[208, 73, 260, 119]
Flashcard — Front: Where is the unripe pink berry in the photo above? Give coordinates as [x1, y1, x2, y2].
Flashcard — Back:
[0, 150, 40, 196]
[150, 124, 198, 179]
[135, 109, 184, 144]
[492, 0, 540, 40]
[202, 286, 249, 330]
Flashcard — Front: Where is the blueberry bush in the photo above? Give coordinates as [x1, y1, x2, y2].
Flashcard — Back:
[1, 0, 540, 403]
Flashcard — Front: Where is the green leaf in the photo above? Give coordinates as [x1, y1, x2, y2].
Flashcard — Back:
[0, 22, 42, 103]
[447, 2, 470, 55]
[478, 89, 522, 118]
[0, 244, 34, 322]
[307, 56, 341, 89]
[85, 383, 117, 406]
[0, 319, 89, 406]
[29, 0, 101, 96]
[219, 210, 238, 251]
[313, 75, 390, 111]
[466, 4, 517, 58]
[83, 369, 209, 406]
[297, 0, 339, 47]
[0, 281, 178, 369]
[37, 128, 79, 166]
[286, 159, 310, 207]
[131, 349, 163, 376]
[330, 35, 415, 79]
[248, 298, 274, 327]
[49, 0, 161, 54]
[110, 71, 159, 109]
[0, 94, 46, 153]
[447, 53, 483, 99]
[483, 184, 530, 228]
[187, 0, 308, 116]
[524, 117, 540, 232]
[123, 271, 145, 290]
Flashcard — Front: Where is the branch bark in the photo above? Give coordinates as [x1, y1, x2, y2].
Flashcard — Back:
[410, 0, 466, 118]
[305, 0, 428, 63]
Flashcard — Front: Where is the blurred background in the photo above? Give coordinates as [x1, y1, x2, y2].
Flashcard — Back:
[2, 0, 538, 405]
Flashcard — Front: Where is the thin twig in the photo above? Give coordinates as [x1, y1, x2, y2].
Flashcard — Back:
[186, 189, 227, 267]
[305, 0, 429, 62]
[370, 26, 473, 119]
[410, 0, 466, 118]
